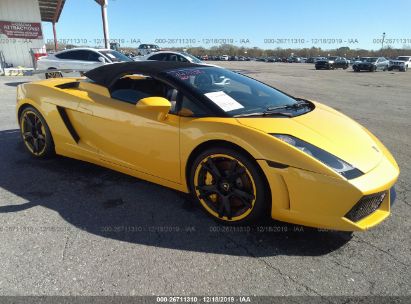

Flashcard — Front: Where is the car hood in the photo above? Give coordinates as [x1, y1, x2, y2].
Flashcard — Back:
[236, 102, 382, 174]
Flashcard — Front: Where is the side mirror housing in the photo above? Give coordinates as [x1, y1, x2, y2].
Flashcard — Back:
[98, 56, 107, 63]
[136, 97, 171, 120]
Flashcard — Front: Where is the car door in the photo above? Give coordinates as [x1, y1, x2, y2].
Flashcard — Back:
[57, 50, 103, 71]
[76, 77, 181, 183]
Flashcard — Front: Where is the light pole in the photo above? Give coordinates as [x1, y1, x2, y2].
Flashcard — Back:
[95, 0, 110, 49]
[381, 32, 386, 50]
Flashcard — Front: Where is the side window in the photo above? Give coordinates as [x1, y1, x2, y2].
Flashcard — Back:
[149, 53, 166, 61]
[57, 50, 88, 61]
[168, 54, 179, 62]
[177, 55, 188, 62]
[56, 51, 74, 59]
[110, 77, 168, 105]
[86, 51, 101, 62]
[179, 95, 208, 117]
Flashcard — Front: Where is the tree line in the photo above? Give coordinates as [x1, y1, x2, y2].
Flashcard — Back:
[46, 42, 411, 59]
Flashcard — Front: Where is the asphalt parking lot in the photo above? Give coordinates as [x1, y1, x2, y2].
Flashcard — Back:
[0, 62, 410, 296]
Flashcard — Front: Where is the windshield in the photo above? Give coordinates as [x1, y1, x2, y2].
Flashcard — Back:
[100, 50, 132, 62]
[183, 53, 203, 64]
[363, 57, 377, 62]
[328, 57, 338, 60]
[167, 67, 306, 117]
[397, 57, 411, 61]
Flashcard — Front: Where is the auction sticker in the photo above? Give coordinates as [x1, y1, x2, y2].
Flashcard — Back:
[205, 91, 244, 112]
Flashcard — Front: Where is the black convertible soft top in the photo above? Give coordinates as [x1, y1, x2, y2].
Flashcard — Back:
[84, 61, 207, 87]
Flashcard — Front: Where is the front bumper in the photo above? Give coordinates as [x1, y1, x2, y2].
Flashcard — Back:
[315, 63, 331, 69]
[389, 65, 405, 70]
[258, 156, 399, 231]
[354, 64, 374, 70]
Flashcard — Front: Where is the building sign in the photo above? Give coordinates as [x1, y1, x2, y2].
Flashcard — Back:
[0, 21, 43, 39]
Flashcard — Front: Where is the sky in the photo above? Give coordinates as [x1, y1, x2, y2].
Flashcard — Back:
[42, 0, 411, 50]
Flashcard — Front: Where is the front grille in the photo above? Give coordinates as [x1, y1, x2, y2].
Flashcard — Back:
[345, 191, 387, 222]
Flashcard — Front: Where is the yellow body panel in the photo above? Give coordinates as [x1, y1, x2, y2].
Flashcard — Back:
[16, 78, 400, 231]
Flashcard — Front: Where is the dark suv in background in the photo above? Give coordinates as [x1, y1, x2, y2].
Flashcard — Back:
[315, 57, 349, 70]
[352, 57, 389, 72]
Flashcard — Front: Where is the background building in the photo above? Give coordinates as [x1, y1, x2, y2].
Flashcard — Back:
[0, 0, 65, 68]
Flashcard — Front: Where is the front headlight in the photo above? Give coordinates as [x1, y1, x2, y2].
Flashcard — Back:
[273, 134, 363, 179]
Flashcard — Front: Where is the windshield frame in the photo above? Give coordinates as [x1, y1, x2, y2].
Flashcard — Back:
[162, 66, 313, 118]
[182, 53, 203, 64]
[100, 50, 132, 62]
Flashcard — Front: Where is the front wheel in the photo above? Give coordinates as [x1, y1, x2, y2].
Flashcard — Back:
[19, 106, 55, 158]
[189, 147, 269, 224]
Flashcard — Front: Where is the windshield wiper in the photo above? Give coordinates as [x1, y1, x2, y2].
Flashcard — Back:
[266, 100, 310, 112]
[234, 100, 311, 118]
[234, 111, 293, 118]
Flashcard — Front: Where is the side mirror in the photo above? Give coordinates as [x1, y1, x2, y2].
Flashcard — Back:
[136, 97, 171, 120]
[98, 56, 106, 63]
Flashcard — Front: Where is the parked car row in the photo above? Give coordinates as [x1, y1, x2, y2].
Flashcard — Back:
[36, 47, 411, 79]
[312, 55, 410, 72]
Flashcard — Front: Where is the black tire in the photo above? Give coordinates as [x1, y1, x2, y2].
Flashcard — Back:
[388, 67, 393, 71]
[45, 68, 62, 79]
[19, 106, 55, 159]
[189, 147, 269, 225]
[370, 65, 376, 72]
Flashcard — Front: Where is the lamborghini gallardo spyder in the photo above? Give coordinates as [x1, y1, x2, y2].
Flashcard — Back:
[16, 61, 399, 231]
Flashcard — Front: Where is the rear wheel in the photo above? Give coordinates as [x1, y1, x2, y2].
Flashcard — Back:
[189, 147, 268, 224]
[45, 68, 62, 79]
[19, 107, 55, 158]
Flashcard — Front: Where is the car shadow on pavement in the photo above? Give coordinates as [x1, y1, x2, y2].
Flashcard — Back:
[4, 81, 28, 87]
[0, 129, 352, 257]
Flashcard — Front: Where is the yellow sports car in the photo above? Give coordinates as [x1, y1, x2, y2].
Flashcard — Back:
[16, 61, 399, 231]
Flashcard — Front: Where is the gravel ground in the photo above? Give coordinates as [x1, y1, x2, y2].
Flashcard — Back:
[0, 62, 410, 297]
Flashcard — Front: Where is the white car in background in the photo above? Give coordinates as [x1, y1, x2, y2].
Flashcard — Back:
[220, 55, 229, 61]
[37, 48, 132, 78]
[137, 44, 160, 56]
[389, 56, 411, 72]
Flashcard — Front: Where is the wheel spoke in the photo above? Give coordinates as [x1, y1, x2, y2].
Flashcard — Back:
[217, 195, 232, 219]
[35, 116, 42, 128]
[37, 134, 45, 141]
[33, 138, 39, 153]
[23, 131, 33, 139]
[235, 195, 252, 209]
[24, 116, 34, 130]
[196, 184, 218, 199]
[232, 188, 255, 202]
[203, 158, 222, 179]
[228, 165, 246, 181]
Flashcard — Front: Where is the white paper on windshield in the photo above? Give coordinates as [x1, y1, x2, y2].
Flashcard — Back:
[205, 91, 244, 112]
[106, 53, 116, 59]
